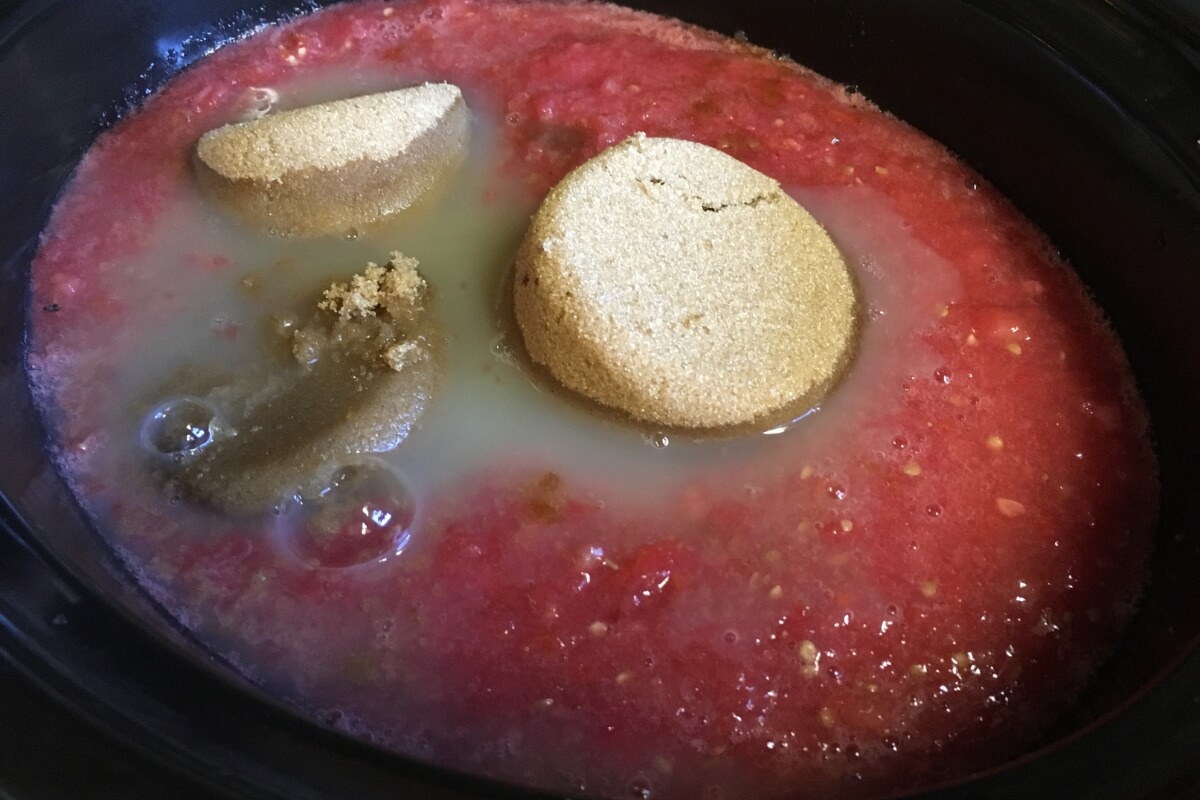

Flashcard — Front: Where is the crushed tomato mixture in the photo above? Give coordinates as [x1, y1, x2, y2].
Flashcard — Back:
[28, 2, 1157, 798]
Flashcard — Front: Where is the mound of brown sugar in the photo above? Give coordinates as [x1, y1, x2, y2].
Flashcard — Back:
[168, 253, 441, 514]
[195, 83, 469, 236]
[512, 134, 860, 429]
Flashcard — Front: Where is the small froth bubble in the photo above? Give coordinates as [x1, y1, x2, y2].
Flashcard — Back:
[239, 86, 278, 119]
[630, 776, 653, 798]
[409, 736, 434, 758]
[648, 432, 669, 448]
[141, 397, 217, 456]
[490, 333, 517, 364]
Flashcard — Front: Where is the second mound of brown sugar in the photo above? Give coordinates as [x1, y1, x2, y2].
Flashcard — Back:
[513, 134, 860, 429]
[195, 83, 468, 237]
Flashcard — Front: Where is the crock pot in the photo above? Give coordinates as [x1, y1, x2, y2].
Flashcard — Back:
[2, 0, 1198, 797]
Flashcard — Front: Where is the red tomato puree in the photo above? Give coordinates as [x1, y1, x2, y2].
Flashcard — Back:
[27, 1, 1158, 798]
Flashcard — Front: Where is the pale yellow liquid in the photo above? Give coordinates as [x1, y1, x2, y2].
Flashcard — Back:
[68, 67, 959, 563]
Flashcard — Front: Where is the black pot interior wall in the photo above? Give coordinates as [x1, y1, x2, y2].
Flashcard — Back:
[1, 1, 1197, 798]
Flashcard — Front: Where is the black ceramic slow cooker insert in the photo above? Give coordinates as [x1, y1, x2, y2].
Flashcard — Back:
[1, 1, 1198, 797]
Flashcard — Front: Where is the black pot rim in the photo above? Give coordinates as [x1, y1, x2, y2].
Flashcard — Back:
[2, 1, 1199, 799]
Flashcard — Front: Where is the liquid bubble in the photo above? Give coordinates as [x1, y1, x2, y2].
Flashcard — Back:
[281, 461, 416, 569]
[141, 397, 218, 456]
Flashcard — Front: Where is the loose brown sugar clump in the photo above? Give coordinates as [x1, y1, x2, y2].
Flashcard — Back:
[195, 83, 469, 237]
[294, 251, 431, 373]
[318, 251, 425, 322]
[512, 134, 860, 429]
[167, 253, 441, 514]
